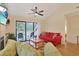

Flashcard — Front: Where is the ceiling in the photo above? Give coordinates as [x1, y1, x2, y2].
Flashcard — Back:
[6, 3, 79, 19]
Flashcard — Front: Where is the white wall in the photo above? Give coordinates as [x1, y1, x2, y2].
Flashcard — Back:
[45, 12, 66, 44]
[66, 15, 79, 44]
[0, 24, 6, 36]
[7, 14, 46, 34]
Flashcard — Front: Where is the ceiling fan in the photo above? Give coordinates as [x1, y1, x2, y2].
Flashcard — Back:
[29, 6, 44, 16]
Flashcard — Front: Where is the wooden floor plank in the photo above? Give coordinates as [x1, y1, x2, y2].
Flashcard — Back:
[57, 42, 79, 56]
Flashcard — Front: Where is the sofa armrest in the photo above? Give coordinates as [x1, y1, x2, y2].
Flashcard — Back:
[0, 39, 16, 56]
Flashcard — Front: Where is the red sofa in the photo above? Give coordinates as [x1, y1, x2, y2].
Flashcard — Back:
[39, 32, 62, 46]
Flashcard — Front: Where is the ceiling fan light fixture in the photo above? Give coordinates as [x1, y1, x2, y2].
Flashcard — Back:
[35, 13, 38, 16]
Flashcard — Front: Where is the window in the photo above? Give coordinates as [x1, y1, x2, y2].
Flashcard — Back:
[16, 21, 39, 47]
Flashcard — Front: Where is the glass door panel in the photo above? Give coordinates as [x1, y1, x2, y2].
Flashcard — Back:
[16, 21, 26, 41]
[26, 22, 33, 41]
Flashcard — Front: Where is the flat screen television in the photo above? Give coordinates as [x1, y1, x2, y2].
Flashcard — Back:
[0, 14, 7, 25]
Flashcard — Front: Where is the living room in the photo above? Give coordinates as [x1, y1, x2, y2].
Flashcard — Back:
[0, 3, 79, 56]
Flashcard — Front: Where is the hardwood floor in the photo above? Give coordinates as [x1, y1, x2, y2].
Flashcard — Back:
[57, 42, 79, 56]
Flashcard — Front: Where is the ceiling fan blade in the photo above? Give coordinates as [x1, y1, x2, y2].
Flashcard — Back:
[39, 10, 44, 13]
[31, 9, 34, 12]
[38, 13, 43, 16]
[28, 13, 35, 14]
[31, 9, 37, 13]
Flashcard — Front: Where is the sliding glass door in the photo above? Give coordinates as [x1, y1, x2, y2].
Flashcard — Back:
[16, 21, 39, 47]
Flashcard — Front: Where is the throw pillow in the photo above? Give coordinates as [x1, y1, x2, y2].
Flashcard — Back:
[16, 42, 43, 56]
[52, 33, 57, 39]
[44, 42, 61, 56]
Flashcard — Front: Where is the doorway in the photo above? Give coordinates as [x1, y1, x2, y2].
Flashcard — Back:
[66, 15, 79, 44]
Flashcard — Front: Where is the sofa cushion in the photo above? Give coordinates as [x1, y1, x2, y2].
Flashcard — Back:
[44, 42, 61, 56]
[16, 42, 43, 56]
